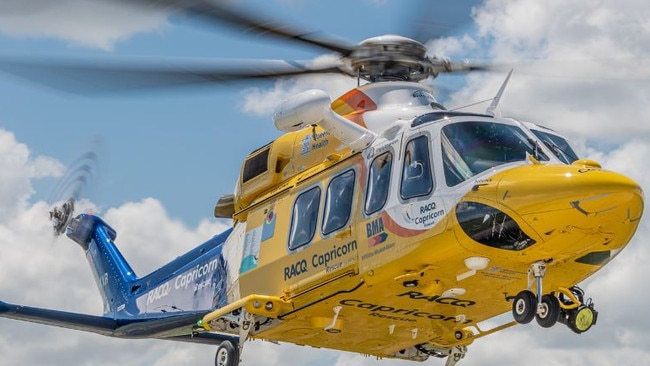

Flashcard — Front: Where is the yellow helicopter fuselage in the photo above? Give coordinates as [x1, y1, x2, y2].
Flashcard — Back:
[209, 82, 643, 360]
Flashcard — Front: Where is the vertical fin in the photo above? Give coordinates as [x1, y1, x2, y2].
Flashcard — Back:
[67, 214, 137, 316]
[486, 69, 514, 117]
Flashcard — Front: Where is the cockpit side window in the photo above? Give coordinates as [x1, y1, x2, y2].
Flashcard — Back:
[441, 122, 549, 186]
[365, 152, 393, 215]
[531, 130, 579, 164]
[288, 186, 321, 251]
[322, 170, 355, 236]
[401, 135, 434, 199]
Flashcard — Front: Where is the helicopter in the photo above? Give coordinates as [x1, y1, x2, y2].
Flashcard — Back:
[0, 1, 645, 366]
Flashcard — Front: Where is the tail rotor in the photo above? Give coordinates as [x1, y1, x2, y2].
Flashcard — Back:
[47, 138, 103, 237]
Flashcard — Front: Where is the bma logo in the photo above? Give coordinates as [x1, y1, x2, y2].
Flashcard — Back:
[366, 217, 387, 247]
[366, 217, 384, 237]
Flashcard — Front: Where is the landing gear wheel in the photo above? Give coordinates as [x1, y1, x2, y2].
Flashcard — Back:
[568, 306, 596, 334]
[536, 294, 560, 328]
[215, 341, 239, 366]
[512, 290, 537, 324]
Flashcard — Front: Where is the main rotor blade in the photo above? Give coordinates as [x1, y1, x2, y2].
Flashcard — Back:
[126, 0, 356, 55]
[0, 56, 344, 93]
[423, 59, 506, 78]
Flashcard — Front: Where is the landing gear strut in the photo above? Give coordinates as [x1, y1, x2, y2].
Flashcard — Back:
[511, 262, 598, 333]
[415, 344, 467, 366]
[445, 346, 467, 366]
[212, 308, 254, 366]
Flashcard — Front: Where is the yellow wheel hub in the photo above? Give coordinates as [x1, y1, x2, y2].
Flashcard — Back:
[574, 307, 595, 331]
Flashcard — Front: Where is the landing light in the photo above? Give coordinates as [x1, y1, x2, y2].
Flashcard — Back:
[403, 280, 419, 287]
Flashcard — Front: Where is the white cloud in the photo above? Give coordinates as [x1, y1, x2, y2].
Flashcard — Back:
[0, 0, 169, 50]
[2, 1, 650, 366]
[102, 198, 231, 276]
[0, 129, 64, 222]
[0, 127, 231, 364]
[442, 0, 650, 143]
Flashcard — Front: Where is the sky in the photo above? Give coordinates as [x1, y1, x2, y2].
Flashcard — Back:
[0, 0, 650, 365]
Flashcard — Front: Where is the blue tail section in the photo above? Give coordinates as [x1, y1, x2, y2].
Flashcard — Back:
[67, 214, 138, 315]
[66, 214, 233, 317]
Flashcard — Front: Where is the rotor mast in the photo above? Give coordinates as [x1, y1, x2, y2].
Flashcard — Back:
[348, 35, 452, 83]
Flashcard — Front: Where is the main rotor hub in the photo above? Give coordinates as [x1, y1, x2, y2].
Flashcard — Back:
[349, 34, 433, 82]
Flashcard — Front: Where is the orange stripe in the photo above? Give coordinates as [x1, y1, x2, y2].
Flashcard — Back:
[381, 211, 426, 238]
[331, 88, 377, 128]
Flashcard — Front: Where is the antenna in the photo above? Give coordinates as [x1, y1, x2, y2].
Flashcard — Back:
[486, 69, 514, 117]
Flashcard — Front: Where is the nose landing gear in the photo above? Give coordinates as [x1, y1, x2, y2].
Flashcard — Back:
[512, 290, 537, 324]
[511, 262, 598, 334]
[536, 294, 561, 328]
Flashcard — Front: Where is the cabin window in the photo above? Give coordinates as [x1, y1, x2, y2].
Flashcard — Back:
[242, 147, 270, 183]
[441, 122, 549, 186]
[322, 170, 355, 235]
[365, 152, 393, 215]
[531, 130, 579, 164]
[401, 135, 434, 199]
[288, 186, 321, 251]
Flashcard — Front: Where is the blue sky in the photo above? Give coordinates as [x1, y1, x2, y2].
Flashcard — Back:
[0, 0, 477, 226]
[1, 1, 650, 365]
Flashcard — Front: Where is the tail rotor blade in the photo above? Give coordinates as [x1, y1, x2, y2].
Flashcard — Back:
[48, 138, 104, 236]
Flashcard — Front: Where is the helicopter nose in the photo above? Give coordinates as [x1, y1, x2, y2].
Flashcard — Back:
[497, 161, 642, 213]
[494, 160, 644, 242]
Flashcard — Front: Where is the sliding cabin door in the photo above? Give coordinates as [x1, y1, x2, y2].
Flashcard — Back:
[238, 160, 362, 298]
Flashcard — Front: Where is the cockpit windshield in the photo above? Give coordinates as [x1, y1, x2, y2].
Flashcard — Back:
[530, 129, 579, 164]
[442, 121, 548, 186]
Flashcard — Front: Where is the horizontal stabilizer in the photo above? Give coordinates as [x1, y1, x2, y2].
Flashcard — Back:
[0, 299, 116, 336]
[0, 300, 237, 345]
